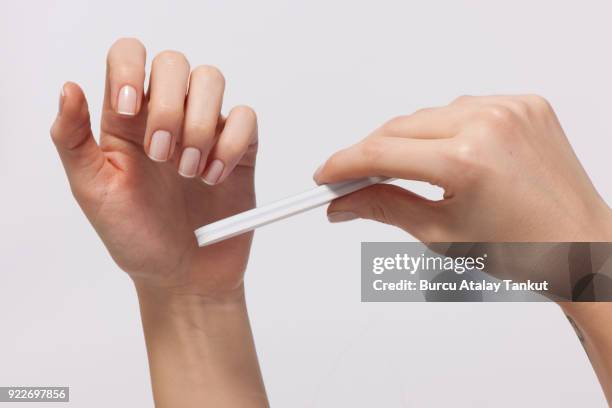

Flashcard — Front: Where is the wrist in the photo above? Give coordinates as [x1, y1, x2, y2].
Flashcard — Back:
[132, 269, 247, 308]
[135, 280, 246, 308]
[135, 282, 267, 407]
[134, 282, 249, 340]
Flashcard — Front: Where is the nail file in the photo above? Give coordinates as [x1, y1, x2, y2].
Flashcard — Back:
[195, 177, 390, 247]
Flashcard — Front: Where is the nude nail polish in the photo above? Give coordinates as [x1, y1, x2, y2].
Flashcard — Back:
[117, 85, 137, 115]
[178, 147, 201, 178]
[148, 130, 172, 162]
[202, 160, 224, 185]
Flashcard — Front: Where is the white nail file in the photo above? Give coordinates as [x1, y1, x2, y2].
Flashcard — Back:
[195, 177, 389, 247]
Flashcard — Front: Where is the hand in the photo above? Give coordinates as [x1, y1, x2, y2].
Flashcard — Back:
[314, 95, 612, 405]
[50, 38, 258, 299]
[51, 38, 267, 407]
[314, 95, 612, 242]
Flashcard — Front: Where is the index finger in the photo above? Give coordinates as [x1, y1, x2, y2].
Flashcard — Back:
[376, 105, 467, 140]
[314, 136, 454, 191]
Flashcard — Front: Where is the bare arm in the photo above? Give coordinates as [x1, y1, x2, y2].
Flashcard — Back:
[51, 38, 267, 406]
[314, 94, 612, 401]
[562, 302, 612, 404]
[137, 287, 267, 407]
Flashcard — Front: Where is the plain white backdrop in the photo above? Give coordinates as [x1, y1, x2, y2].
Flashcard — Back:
[1, 0, 611, 406]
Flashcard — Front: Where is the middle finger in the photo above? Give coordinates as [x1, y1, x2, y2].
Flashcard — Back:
[144, 50, 190, 162]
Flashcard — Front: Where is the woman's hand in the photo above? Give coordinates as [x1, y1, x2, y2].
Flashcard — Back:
[50, 38, 258, 299]
[315, 94, 612, 404]
[314, 95, 612, 242]
[51, 39, 268, 407]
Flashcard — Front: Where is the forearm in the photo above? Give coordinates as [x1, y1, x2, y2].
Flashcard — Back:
[560, 303, 612, 404]
[135, 284, 268, 408]
[558, 211, 612, 404]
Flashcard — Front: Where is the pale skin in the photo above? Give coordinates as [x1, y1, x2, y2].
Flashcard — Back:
[314, 95, 612, 403]
[51, 38, 612, 406]
[51, 38, 267, 407]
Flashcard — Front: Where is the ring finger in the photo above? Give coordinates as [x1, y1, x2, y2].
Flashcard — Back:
[178, 65, 225, 178]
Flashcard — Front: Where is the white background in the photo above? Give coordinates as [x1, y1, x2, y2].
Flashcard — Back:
[1, 0, 611, 406]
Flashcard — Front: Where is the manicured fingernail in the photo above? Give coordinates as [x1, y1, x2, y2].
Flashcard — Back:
[178, 147, 201, 178]
[327, 211, 358, 223]
[202, 159, 224, 185]
[148, 130, 172, 162]
[117, 85, 137, 115]
[58, 85, 65, 115]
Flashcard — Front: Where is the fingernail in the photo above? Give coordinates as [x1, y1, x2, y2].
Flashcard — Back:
[148, 130, 172, 162]
[178, 147, 201, 178]
[327, 211, 358, 223]
[58, 85, 65, 115]
[202, 159, 224, 185]
[117, 85, 137, 115]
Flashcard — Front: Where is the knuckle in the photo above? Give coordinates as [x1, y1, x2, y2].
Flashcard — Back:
[506, 99, 530, 117]
[451, 95, 473, 105]
[149, 103, 183, 121]
[445, 140, 482, 177]
[379, 115, 408, 134]
[412, 107, 434, 116]
[225, 144, 245, 159]
[477, 105, 518, 134]
[523, 94, 553, 114]
[192, 65, 225, 85]
[219, 137, 248, 159]
[153, 50, 189, 67]
[485, 105, 515, 122]
[49, 124, 61, 145]
[359, 137, 385, 164]
[184, 121, 215, 138]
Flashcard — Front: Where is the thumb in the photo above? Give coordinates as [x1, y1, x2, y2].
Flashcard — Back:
[326, 184, 446, 242]
[50, 82, 104, 189]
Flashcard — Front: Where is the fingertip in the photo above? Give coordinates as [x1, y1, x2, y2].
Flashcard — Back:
[51, 81, 103, 184]
[312, 163, 324, 185]
[60, 82, 88, 118]
[62, 81, 84, 97]
[313, 157, 335, 185]
[109, 37, 146, 54]
[313, 149, 348, 185]
[51, 82, 91, 149]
